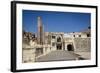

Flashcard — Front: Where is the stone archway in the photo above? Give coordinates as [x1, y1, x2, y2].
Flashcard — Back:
[67, 44, 74, 51]
[57, 36, 61, 42]
[56, 35, 62, 50]
[56, 44, 62, 50]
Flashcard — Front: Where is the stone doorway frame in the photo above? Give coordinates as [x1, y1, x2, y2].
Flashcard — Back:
[67, 44, 74, 51]
[56, 44, 62, 50]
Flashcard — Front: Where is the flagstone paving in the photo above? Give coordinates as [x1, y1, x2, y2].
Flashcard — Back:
[35, 50, 84, 62]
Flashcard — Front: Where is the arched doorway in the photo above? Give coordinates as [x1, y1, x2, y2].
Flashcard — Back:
[56, 44, 62, 50]
[56, 36, 62, 50]
[57, 37, 61, 42]
[67, 44, 74, 51]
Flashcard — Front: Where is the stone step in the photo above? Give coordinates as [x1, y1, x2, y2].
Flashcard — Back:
[35, 50, 80, 62]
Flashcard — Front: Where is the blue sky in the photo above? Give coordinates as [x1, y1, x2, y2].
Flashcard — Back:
[23, 10, 91, 33]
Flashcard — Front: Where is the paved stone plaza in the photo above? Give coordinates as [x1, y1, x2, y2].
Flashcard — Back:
[35, 50, 90, 62]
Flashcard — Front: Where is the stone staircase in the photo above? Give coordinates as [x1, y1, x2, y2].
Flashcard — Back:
[35, 50, 80, 62]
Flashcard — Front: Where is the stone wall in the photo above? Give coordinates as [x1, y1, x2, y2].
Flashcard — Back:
[74, 38, 91, 52]
[22, 48, 35, 63]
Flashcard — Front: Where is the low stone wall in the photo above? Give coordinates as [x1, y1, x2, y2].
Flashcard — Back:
[22, 48, 35, 63]
[74, 38, 91, 52]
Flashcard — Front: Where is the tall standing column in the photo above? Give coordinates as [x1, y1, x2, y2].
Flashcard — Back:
[37, 16, 44, 45]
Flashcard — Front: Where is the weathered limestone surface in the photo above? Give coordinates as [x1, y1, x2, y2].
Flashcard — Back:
[74, 38, 91, 52]
[35, 51, 80, 62]
[22, 48, 35, 63]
